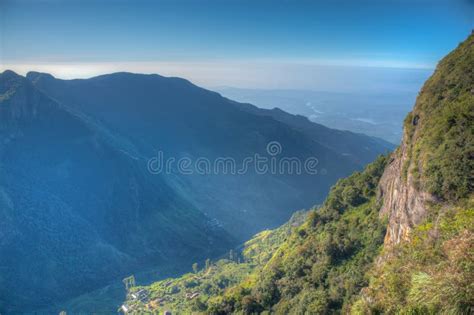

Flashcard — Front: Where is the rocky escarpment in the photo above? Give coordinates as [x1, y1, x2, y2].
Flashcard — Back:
[378, 32, 474, 245]
[377, 128, 435, 245]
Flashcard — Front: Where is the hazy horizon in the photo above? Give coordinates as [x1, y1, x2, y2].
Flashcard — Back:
[1, 0, 472, 91]
[3, 64, 433, 94]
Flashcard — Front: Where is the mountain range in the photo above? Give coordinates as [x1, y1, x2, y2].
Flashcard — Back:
[0, 68, 392, 313]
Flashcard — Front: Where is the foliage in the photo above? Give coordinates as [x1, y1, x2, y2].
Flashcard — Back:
[124, 211, 308, 314]
[402, 33, 474, 201]
[355, 202, 474, 314]
[172, 155, 388, 314]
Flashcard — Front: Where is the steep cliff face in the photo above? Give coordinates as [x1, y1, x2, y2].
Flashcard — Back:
[377, 133, 435, 245]
[378, 32, 473, 245]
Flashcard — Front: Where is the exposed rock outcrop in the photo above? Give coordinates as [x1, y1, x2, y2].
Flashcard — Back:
[377, 134, 434, 245]
[378, 32, 473, 245]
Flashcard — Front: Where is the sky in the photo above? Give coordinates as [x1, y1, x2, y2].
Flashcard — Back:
[0, 0, 473, 91]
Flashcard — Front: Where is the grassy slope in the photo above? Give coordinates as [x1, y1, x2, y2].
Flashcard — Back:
[124, 156, 388, 314]
[124, 212, 308, 314]
[206, 156, 388, 315]
[353, 200, 474, 314]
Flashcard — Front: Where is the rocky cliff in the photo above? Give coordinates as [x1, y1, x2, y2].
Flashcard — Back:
[378, 32, 473, 245]
[377, 126, 435, 245]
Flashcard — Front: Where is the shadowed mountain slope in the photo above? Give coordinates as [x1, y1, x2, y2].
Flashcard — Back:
[0, 71, 233, 313]
[28, 71, 392, 240]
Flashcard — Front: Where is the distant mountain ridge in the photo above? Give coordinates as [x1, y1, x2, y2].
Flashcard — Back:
[27, 70, 393, 240]
[215, 86, 426, 144]
[0, 69, 391, 313]
[233, 102, 393, 165]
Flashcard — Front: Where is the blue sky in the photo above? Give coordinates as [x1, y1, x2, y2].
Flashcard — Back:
[0, 0, 473, 90]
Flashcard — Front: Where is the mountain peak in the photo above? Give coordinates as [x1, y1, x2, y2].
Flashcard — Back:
[0, 70, 27, 96]
[90, 71, 165, 81]
[26, 71, 55, 83]
[1, 69, 21, 78]
[0, 70, 23, 84]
